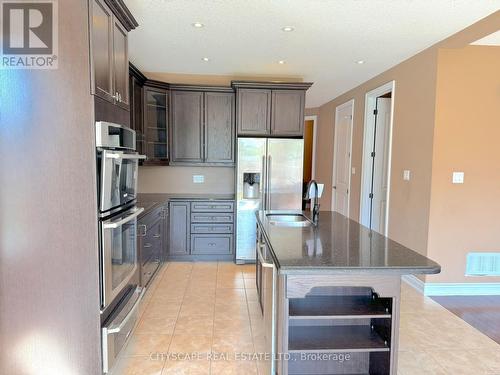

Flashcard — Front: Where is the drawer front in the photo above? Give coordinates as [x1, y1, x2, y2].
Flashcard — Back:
[191, 234, 233, 255]
[191, 201, 234, 213]
[191, 223, 234, 234]
[191, 212, 234, 223]
[102, 287, 145, 373]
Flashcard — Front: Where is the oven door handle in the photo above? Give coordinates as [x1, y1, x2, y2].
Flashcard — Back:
[106, 153, 147, 160]
[107, 287, 146, 334]
[103, 207, 144, 229]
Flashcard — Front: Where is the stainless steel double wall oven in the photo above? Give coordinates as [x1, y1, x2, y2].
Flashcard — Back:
[96, 121, 146, 373]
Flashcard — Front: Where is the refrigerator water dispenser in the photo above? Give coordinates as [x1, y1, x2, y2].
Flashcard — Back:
[243, 173, 260, 199]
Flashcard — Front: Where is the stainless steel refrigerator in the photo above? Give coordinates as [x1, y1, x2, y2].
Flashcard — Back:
[236, 138, 304, 263]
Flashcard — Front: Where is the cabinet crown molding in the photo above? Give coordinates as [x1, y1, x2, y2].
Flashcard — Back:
[170, 84, 233, 93]
[231, 80, 313, 91]
[129, 62, 147, 84]
[104, 0, 138, 31]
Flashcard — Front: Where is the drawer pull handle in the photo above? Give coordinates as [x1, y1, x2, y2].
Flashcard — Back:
[153, 234, 161, 238]
[144, 243, 152, 248]
[208, 243, 216, 246]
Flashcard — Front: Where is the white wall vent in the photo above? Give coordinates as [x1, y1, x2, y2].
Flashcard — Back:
[466, 252, 500, 276]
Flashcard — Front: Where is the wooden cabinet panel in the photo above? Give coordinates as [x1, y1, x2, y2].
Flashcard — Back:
[91, 0, 113, 102]
[90, 0, 131, 110]
[205, 92, 235, 163]
[129, 75, 144, 152]
[144, 87, 168, 164]
[171, 91, 204, 163]
[191, 212, 234, 223]
[112, 19, 129, 109]
[191, 234, 233, 255]
[169, 201, 190, 255]
[271, 90, 305, 136]
[191, 201, 234, 212]
[138, 205, 164, 287]
[237, 89, 271, 136]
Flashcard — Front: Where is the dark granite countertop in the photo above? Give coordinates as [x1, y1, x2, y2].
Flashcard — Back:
[137, 193, 235, 218]
[256, 210, 441, 275]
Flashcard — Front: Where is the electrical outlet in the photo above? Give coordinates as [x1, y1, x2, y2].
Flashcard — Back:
[452, 172, 464, 184]
[403, 170, 411, 181]
[193, 175, 205, 183]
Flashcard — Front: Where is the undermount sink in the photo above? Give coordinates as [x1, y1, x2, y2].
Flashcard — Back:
[266, 213, 314, 227]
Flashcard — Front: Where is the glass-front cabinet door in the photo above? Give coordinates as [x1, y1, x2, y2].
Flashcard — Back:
[144, 87, 168, 164]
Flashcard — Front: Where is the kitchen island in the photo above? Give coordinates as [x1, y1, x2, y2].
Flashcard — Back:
[255, 210, 440, 375]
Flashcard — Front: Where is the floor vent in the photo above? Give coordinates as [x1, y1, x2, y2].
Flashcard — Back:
[466, 252, 500, 276]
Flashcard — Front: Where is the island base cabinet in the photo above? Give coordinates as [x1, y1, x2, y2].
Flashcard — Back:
[277, 275, 400, 375]
[287, 351, 390, 375]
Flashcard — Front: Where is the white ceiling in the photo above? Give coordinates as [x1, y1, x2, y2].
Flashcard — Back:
[124, 0, 500, 107]
[471, 30, 500, 46]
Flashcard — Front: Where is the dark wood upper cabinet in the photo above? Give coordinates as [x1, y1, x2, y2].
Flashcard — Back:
[90, 0, 137, 111]
[170, 90, 204, 163]
[205, 92, 235, 164]
[271, 90, 305, 136]
[112, 19, 129, 109]
[129, 66, 145, 154]
[91, 0, 113, 102]
[232, 81, 313, 137]
[169, 87, 234, 165]
[236, 89, 271, 136]
[144, 86, 169, 164]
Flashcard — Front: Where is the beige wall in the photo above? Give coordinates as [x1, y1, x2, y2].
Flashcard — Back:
[312, 48, 438, 255]
[426, 46, 500, 283]
[139, 166, 235, 194]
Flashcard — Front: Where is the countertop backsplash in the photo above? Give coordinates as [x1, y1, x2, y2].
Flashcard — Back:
[138, 166, 235, 194]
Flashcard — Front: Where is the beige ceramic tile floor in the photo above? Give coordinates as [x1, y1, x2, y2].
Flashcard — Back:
[112, 262, 500, 375]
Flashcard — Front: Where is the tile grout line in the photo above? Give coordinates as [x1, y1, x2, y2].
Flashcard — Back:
[159, 262, 193, 375]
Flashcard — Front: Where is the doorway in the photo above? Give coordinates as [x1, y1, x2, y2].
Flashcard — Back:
[331, 100, 354, 216]
[302, 115, 317, 209]
[360, 81, 395, 235]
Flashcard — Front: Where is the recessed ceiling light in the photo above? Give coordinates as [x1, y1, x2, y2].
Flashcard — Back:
[356, 60, 365, 64]
[281, 26, 294, 32]
[192, 22, 204, 28]
[278, 60, 286, 65]
[202, 57, 210, 62]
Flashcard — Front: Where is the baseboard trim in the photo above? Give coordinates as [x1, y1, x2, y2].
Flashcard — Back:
[402, 275, 425, 294]
[402, 275, 500, 296]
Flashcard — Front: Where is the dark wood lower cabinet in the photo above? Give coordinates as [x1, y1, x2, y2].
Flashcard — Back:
[168, 201, 190, 255]
[138, 204, 167, 287]
[168, 199, 235, 260]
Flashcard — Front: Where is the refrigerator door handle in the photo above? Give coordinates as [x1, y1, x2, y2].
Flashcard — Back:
[261, 155, 266, 210]
[267, 155, 272, 209]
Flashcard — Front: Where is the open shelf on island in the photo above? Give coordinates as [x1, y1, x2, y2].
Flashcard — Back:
[288, 325, 390, 353]
[289, 295, 392, 319]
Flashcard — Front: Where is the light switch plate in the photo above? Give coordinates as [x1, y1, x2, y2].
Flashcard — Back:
[352, 167, 356, 175]
[403, 170, 411, 181]
[452, 172, 464, 184]
[193, 175, 205, 183]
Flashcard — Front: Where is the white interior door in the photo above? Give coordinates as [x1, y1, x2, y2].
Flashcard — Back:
[370, 97, 392, 233]
[332, 102, 353, 216]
